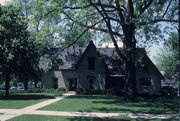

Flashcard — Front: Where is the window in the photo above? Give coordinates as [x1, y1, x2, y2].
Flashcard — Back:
[88, 57, 95, 70]
[53, 78, 58, 89]
[139, 78, 151, 87]
[113, 61, 119, 70]
[88, 77, 95, 90]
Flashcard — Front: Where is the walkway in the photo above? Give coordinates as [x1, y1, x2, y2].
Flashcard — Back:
[0, 92, 75, 121]
[0, 92, 179, 121]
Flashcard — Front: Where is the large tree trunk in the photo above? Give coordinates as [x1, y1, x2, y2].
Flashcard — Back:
[123, 24, 137, 100]
[125, 60, 137, 100]
[34, 80, 37, 88]
[5, 72, 10, 97]
[24, 79, 28, 90]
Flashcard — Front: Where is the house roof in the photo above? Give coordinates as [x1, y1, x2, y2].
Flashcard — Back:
[57, 42, 123, 69]
[41, 41, 164, 79]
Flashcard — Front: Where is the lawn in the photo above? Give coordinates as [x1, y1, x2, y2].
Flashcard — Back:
[40, 95, 178, 114]
[0, 90, 55, 109]
[7, 114, 177, 121]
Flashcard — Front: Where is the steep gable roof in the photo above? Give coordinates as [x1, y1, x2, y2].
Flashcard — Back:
[41, 41, 164, 79]
[58, 46, 85, 69]
[75, 41, 107, 69]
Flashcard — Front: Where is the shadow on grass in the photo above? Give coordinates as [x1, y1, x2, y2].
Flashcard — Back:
[67, 95, 119, 100]
[0, 94, 55, 100]
[67, 117, 130, 121]
[91, 96, 178, 114]
[66, 117, 174, 121]
[69, 95, 178, 114]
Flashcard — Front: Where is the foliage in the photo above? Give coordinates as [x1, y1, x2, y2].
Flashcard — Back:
[11, 0, 96, 71]
[13, 0, 93, 48]
[27, 88, 64, 96]
[75, 87, 86, 95]
[0, 4, 42, 94]
[27, 88, 54, 93]
[154, 32, 179, 81]
[56, 87, 66, 93]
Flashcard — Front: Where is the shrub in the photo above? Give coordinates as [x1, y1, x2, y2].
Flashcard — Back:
[56, 87, 66, 93]
[75, 87, 86, 95]
[114, 88, 124, 96]
[27, 88, 55, 93]
[45, 89, 56, 93]
[106, 88, 115, 95]
[27, 88, 44, 93]
[84, 90, 104, 95]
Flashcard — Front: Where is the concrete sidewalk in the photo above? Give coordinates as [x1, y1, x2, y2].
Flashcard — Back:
[0, 92, 75, 121]
[0, 91, 178, 120]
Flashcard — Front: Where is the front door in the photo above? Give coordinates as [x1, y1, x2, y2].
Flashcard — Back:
[88, 77, 96, 90]
[69, 78, 77, 91]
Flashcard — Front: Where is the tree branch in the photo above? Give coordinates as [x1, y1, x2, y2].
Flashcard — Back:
[61, 2, 115, 10]
[89, 0, 126, 61]
[128, 0, 134, 18]
[115, 0, 125, 25]
[139, 0, 154, 15]
[139, 19, 179, 25]
[53, 20, 101, 58]
[161, 0, 173, 19]
[152, 19, 179, 23]
[62, 10, 123, 37]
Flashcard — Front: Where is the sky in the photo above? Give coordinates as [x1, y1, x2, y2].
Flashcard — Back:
[0, 0, 10, 5]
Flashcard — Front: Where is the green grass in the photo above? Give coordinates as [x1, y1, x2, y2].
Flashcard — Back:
[7, 115, 178, 121]
[0, 90, 55, 109]
[40, 95, 178, 114]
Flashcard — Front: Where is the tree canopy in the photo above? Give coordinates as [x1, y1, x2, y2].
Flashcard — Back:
[13, 0, 93, 48]
[0, 4, 39, 96]
[155, 32, 179, 82]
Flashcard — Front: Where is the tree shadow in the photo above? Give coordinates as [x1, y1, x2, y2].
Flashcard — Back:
[66, 117, 173, 121]
[91, 96, 178, 114]
[67, 95, 118, 100]
[67, 117, 130, 121]
[0, 94, 55, 100]
[65, 95, 178, 114]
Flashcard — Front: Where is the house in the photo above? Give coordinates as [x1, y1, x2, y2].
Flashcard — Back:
[42, 41, 164, 95]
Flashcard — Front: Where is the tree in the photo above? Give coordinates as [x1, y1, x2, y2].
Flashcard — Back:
[13, 0, 93, 48]
[0, 5, 39, 96]
[12, 0, 94, 74]
[155, 32, 179, 82]
[55, 0, 178, 99]
[13, 0, 179, 99]
[15, 34, 41, 90]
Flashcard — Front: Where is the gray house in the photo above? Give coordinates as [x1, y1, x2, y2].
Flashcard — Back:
[42, 41, 163, 95]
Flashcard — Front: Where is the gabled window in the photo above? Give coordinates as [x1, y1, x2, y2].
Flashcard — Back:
[88, 57, 95, 70]
[113, 61, 119, 70]
[139, 78, 151, 87]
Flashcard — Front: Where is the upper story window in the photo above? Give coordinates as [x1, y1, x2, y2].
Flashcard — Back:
[113, 61, 119, 70]
[139, 78, 151, 87]
[88, 57, 95, 70]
